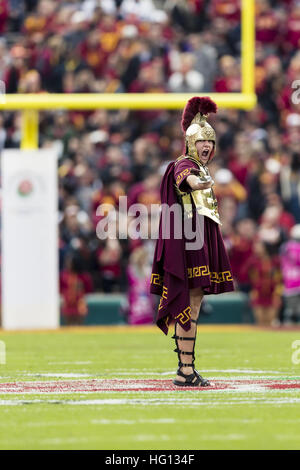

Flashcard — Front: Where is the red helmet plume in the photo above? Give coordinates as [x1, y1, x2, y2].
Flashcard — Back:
[181, 96, 217, 132]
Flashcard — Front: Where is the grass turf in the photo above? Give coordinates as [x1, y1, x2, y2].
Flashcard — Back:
[0, 325, 300, 450]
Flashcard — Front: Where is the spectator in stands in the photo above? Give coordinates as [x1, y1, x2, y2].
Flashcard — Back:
[228, 218, 256, 293]
[243, 239, 282, 326]
[168, 52, 206, 93]
[213, 168, 247, 208]
[257, 206, 287, 256]
[280, 224, 300, 324]
[97, 238, 123, 293]
[279, 153, 300, 223]
[4, 45, 29, 93]
[60, 253, 93, 325]
[127, 246, 154, 325]
[214, 55, 241, 93]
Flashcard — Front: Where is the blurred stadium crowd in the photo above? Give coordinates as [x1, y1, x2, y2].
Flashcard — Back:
[0, 0, 300, 325]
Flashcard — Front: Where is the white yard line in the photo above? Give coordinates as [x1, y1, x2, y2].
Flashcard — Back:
[91, 418, 176, 425]
[48, 362, 92, 365]
[90, 418, 262, 425]
[1, 396, 300, 406]
[1, 368, 297, 381]
[21, 373, 93, 378]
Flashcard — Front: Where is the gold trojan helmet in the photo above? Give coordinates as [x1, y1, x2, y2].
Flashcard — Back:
[181, 96, 217, 161]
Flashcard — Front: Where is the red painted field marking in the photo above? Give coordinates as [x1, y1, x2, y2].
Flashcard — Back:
[0, 379, 300, 394]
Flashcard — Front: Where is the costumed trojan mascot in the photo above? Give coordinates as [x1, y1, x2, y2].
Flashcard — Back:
[150, 96, 234, 387]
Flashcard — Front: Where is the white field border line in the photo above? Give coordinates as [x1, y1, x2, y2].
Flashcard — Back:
[0, 376, 296, 383]
[0, 369, 296, 380]
[0, 388, 299, 396]
[12, 368, 294, 375]
[14, 373, 94, 378]
[0, 377, 297, 384]
[1, 397, 300, 406]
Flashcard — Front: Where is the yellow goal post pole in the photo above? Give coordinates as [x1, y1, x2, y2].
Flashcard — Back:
[241, 0, 255, 96]
[0, 0, 256, 150]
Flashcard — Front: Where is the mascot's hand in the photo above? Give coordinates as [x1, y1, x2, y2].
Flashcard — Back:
[187, 174, 214, 190]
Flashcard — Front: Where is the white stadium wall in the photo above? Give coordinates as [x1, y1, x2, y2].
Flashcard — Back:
[1, 149, 59, 329]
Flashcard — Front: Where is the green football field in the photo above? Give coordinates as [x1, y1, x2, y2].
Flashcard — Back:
[0, 324, 300, 450]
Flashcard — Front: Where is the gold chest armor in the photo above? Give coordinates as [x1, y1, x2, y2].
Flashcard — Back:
[174, 156, 221, 225]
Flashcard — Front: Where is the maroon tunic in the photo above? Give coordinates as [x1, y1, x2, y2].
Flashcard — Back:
[150, 157, 234, 335]
[175, 158, 235, 292]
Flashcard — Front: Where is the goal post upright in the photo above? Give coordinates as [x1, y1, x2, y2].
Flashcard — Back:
[241, 0, 255, 96]
[20, 109, 39, 150]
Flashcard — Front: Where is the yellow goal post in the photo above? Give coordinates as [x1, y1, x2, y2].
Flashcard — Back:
[0, 0, 256, 150]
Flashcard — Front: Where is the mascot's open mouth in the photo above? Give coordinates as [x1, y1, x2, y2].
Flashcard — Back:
[202, 149, 210, 157]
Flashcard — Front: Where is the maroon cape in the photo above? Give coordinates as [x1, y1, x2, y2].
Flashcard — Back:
[150, 161, 191, 334]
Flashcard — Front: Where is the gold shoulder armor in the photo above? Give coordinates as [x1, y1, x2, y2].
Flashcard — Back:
[175, 154, 203, 169]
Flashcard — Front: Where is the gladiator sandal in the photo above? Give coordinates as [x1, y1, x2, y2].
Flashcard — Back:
[172, 320, 210, 387]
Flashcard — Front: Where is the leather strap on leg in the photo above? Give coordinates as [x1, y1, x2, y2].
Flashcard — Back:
[172, 335, 195, 341]
[173, 322, 196, 368]
[172, 320, 210, 387]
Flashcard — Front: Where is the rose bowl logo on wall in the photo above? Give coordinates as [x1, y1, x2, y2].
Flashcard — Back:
[17, 179, 34, 197]
[7, 169, 45, 211]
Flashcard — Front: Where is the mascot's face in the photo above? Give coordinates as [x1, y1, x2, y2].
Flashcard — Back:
[195, 140, 214, 165]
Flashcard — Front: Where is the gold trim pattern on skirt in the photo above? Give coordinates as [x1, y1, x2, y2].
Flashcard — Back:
[187, 265, 233, 283]
[151, 273, 164, 286]
[175, 306, 191, 324]
[158, 286, 168, 310]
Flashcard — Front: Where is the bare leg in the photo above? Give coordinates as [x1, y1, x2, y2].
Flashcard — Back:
[253, 306, 264, 326]
[265, 307, 277, 326]
[173, 287, 205, 384]
[268, 307, 278, 326]
[254, 306, 276, 327]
